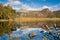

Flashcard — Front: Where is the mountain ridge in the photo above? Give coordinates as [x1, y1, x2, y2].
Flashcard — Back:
[16, 8, 60, 18]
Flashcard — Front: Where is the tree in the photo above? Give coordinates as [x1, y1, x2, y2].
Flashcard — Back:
[0, 4, 16, 36]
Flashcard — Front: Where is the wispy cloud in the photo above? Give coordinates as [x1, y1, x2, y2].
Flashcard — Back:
[12, 7, 20, 10]
[52, 3, 60, 8]
[49, 3, 60, 11]
[42, 6, 51, 9]
[5, 0, 21, 6]
[4, 0, 33, 10]
[23, 5, 51, 10]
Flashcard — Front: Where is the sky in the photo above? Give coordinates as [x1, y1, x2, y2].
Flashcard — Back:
[0, 0, 60, 11]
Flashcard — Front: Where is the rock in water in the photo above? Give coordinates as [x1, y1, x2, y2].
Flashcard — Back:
[29, 33, 37, 39]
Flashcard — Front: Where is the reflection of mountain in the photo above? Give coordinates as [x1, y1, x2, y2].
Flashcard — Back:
[16, 8, 60, 18]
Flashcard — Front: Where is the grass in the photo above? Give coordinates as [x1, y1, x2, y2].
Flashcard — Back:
[15, 17, 60, 22]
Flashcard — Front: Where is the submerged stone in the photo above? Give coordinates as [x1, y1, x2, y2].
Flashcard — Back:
[29, 32, 37, 39]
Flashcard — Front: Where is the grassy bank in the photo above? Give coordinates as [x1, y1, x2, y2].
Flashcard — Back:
[15, 17, 60, 22]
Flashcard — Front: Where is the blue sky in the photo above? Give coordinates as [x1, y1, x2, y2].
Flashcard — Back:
[0, 0, 60, 11]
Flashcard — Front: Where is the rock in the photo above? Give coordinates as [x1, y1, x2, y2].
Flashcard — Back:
[29, 33, 37, 39]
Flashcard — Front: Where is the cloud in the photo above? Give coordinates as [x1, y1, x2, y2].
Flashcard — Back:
[4, 0, 49, 10]
[48, 3, 60, 11]
[5, 1, 21, 6]
[21, 4, 30, 9]
[23, 5, 51, 11]
[8, 0, 19, 1]
[42, 6, 51, 9]
[20, 3, 39, 10]
[52, 3, 60, 8]
[5, 0, 34, 10]
[4, 0, 60, 11]
[12, 7, 20, 10]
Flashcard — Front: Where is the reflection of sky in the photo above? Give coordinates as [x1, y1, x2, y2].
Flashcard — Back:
[0, 34, 9, 40]
[12, 28, 44, 40]
[0, 28, 59, 40]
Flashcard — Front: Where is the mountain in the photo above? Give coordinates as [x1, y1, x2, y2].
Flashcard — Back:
[53, 10, 60, 18]
[16, 8, 60, 18]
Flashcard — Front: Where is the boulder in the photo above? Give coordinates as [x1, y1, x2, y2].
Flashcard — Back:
[29, 33, 37, 39]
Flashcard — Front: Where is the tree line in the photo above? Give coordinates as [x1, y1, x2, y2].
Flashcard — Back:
[0, 4, 16, 19]
[0, 4, 16, 36]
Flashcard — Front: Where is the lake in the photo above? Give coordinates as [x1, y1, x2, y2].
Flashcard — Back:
[0, 20, 60, 40]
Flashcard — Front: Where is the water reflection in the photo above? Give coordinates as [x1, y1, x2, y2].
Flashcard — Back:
[20, 20, 60, 30]
[0, 20, 60, 33]
[0, 20, 60, 40]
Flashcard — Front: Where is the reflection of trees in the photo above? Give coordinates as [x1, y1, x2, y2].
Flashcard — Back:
[20, 20, 60, 29]
[0, 21, 10, 35]
[0, 21, 17, 36]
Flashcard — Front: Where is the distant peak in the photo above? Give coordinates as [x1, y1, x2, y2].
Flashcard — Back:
[41, 8, 50, 11]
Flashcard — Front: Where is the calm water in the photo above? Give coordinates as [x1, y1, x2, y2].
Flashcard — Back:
[0, 20, 60, 40]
